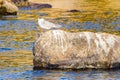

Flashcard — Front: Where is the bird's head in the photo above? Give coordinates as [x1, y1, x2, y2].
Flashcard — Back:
[38, 18, 46, 29]
[38, 18, 44, 22]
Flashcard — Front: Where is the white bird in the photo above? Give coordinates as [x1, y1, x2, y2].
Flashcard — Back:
[38, 18, 62, 30]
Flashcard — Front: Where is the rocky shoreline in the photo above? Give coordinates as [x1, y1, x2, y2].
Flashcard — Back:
[0, 0, 52, 16]
[0, 0, 18, 15]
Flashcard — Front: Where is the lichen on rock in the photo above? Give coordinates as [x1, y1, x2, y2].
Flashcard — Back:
[33, 30, 120, 69]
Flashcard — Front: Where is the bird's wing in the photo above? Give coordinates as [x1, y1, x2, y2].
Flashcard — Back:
[38, 19, 49, 29]
[44, 20, 55, 28]
[42, 20, 62, 29]
[38, 18, 62, 29]
[55, 24, 62, 29]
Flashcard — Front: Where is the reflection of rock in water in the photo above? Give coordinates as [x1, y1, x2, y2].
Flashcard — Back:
[33, 30, 120, 69]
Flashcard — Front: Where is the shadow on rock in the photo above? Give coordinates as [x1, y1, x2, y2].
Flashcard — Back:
[0, 0, 18, 16]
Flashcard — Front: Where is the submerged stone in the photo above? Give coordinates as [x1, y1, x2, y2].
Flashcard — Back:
[29, 3, 52, 9]
[11, 0, 52, 10]
[33, 30, 120, 69]
[67, 9, 80, 12]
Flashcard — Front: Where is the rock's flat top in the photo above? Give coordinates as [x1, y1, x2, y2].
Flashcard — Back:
[33, 30, 120, 69]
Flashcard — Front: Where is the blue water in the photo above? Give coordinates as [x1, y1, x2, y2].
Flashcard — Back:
[0, 3, 120, 79]
[0, 18, 120, 80]
[1, 68, 120, 80]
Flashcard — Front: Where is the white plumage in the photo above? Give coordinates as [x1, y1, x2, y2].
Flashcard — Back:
[38, 18, 62, 30]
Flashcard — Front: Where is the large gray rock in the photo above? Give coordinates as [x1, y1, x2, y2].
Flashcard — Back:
[0, 0, 18, 15]
[33, 30, 120, 69]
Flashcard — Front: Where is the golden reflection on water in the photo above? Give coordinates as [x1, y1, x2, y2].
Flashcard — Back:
[0, 50, 33, 68]
[0, 30, 37, 42]
[0, 0, 120, 70]
[0, 1, 120, 79]
[29, 0, 120, 10]
[17, 0, 120, 23]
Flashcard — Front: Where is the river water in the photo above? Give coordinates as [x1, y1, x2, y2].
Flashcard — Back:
[0, 0, 120, 79]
